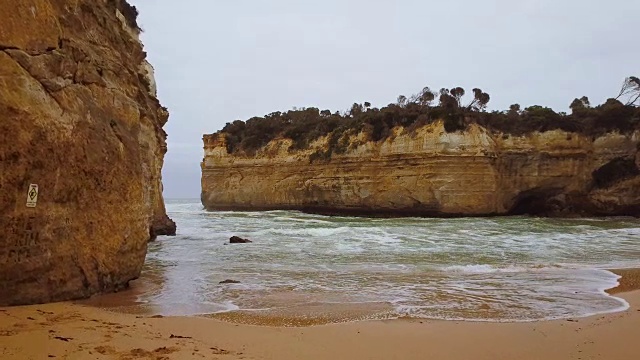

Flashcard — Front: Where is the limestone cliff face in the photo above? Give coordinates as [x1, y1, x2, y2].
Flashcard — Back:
[0, 0, 173, 305]
[202, 123, 640, 217]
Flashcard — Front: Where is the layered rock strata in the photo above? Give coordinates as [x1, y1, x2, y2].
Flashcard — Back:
[202, 123, 640, 217]
[0, 0, 173, 305]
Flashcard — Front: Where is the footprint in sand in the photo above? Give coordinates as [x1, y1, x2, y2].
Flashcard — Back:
[94, 345, 116, 355]
[111, 346, 179, 360]
[153, 347, 179, 355]
[94, 345, 179, 358]
[210, 346, 232, 355]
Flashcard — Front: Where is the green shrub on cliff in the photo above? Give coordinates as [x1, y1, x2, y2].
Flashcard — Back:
[216, 77, 640, 156]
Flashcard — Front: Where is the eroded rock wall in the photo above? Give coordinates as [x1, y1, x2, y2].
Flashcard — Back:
[201, 123, 640, 217]
[0, 0, 172, 305]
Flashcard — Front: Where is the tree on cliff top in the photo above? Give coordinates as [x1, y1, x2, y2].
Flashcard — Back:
[397, 95, 408, 107]
[467, 88, 491, 111]
[408, 87, 436, 107]
[616, 76, 640, 106]
[570, 96, 590, 114]
[450, 87, 465, 107]
[214, 77, 639, 155]
[350, 103, 364, 117]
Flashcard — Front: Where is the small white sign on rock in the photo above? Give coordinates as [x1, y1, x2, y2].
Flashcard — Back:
[26, 184, 39, 208]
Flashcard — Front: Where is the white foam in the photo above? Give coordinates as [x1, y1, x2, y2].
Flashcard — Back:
[440, 264, 568, 274]
[273, 216, 333, 224]
[216, 301, 240, 313]
[259, 226, 352, 238]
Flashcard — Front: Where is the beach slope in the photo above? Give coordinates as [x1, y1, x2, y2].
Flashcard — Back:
[1, 273, 638, 360]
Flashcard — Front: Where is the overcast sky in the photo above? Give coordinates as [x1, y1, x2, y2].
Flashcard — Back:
[130, 0, 639, 199]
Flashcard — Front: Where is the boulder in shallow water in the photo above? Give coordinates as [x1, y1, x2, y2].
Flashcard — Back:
[229, 236, 252, 244]
[150, 214, 177, 239]
[219, 279, 241, 284]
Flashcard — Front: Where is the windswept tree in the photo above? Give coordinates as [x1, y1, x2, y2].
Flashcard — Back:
[419, 87, 436, 106]
[450, 87, 465, 107]
[397, 95, 407, 107]
[616, 76, 640, 106]
[409, 86, 436, 107]
[467, 88, 490, 111]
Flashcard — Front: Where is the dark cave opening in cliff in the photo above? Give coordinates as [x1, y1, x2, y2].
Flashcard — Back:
[508, 188, 563, 216]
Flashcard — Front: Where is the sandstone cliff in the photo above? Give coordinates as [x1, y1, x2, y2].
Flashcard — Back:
[202, 123, 640, 217]
[0, 0, 173, 305]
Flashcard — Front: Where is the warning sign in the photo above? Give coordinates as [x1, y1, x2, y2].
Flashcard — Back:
[26, 184, 38, 208]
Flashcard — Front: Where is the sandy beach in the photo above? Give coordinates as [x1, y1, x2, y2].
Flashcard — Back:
[1, 269, 638, 360]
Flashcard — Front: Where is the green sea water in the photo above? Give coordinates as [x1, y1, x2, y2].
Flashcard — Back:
[104, 199, 640, 324]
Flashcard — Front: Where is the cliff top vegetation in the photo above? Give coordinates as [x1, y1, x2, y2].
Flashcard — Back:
[212, 77, 640, 156]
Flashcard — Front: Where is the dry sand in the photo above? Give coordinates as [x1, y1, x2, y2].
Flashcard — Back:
[1, 269, 639, 360]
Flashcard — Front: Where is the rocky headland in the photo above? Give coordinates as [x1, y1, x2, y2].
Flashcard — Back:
[0, 0, 173, 305]
[202, 84, 640, 217]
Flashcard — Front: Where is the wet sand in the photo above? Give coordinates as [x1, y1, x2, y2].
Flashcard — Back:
[607, 268, 640, 294]
[1, 269, 639, 360]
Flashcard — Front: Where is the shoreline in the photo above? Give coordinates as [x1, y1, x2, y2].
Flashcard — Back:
[1, 269, 639, 359]
[202, 204, 640, 219]
[607, 268, 640, 295]
[205, 268, 639, 327]
[76, 266, 640, 327]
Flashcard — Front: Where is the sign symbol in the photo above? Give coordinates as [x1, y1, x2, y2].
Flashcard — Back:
[26, 184, 39, 208]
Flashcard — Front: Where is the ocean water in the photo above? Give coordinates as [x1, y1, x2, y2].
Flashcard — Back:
[128, 199, 639, 324]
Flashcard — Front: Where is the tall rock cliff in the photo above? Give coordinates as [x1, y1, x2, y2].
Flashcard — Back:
[0, 0, 173, 305]
[202, 123, 640, 216]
